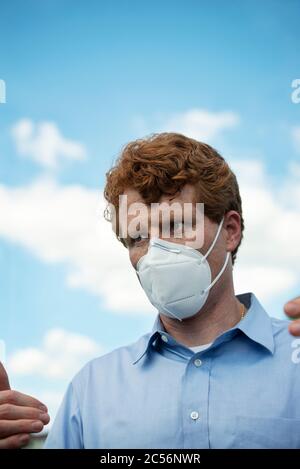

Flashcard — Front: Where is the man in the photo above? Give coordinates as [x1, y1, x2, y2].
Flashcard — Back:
[0, 132, 300, 448]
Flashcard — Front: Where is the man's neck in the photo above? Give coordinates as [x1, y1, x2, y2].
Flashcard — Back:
[159, 285, 244, 347]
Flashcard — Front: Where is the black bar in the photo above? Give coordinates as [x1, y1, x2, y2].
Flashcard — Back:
[0, 449, 299, 466]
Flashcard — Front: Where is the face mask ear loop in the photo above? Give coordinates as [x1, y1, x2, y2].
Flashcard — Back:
[202, 217, 225, 262]
[161, 306, 183, 322]
[203, 251, 231, 294]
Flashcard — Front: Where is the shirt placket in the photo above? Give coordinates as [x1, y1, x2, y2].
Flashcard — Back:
[181, 354, 212, 449]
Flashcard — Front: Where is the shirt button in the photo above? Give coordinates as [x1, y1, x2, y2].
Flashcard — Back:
[161, 334, 168, 343]
[194, 358, 202, 367]
[190, 411, 199, 420]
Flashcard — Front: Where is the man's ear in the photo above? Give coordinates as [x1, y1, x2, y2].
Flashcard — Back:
[224, 211, 242, 252]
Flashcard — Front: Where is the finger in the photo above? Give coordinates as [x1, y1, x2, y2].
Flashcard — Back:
[0, 403, 50, 424]
[0, 419, 44, 438]
[0, 390, 47, 412]
[284, 297, 300, 319]
[288, 318, 300, 337]
[0, 362, 10, 392]
[0, 433, 30, 449]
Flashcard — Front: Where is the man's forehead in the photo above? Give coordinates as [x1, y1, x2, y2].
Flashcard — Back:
[123, 184, 197, 206]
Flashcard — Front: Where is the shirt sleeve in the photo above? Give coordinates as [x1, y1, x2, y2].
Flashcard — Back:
[44, 381, 83, 449]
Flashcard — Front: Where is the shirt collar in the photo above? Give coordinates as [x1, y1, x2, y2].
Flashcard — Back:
[132, 318, 166, 365]
[132, 292, 275, 365]
[235, 292, 275, 354]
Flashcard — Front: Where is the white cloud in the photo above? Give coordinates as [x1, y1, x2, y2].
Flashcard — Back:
[11, 119, 87, 169]
[291, 125, 300, 154]
[133, 108, 240, 141]
[233, 266, 297, 304]
[162, 109, 239, 141]
[8, 328, 103, 379]
[0, 177, 154, 315]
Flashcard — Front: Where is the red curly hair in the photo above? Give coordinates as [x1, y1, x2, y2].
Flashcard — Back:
[104, 132, 244, 264]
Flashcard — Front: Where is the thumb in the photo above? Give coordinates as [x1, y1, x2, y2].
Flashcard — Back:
[0, 362, 10, 391]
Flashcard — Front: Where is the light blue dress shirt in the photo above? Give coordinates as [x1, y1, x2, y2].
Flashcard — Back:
[44, 293, 300, 449]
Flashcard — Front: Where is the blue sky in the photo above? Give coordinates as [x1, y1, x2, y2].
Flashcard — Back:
[0, 0, 300, 421]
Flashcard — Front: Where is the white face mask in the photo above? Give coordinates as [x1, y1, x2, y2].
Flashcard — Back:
[136, 218, 230, 321]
